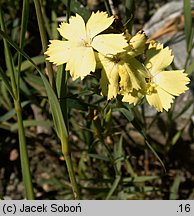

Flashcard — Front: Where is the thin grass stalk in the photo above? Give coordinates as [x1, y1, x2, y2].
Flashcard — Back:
[14, 101, 35, 199]
[131, 115, 166, 171]
[184, 43, 194, 69]
[34, 0, 56, 90]
[17, 3, 34, 199]
[56, 67, 80, 199]
[56, 65, 69, 131]
[34, 0, 80, 199]
[98, 137, 121, 199]
[17, 0, 29, 98]
[183, 0, 193, 53]
[62, 0, 71, 129]
[63, 152, 80, 199]
[0, 26, 81, 200]
[51, 10, 58, 39]
[106, 176, 121, 199]
[106, 135, 123, 199]
[0, 66, 14, 98]
[0, 11, 17, 99]
[66, 0, 71, 23]
[0, 8, 34, 199]
[125, 0, 135, 33]
[40, 1, 52, 39]
[64, 0, 80, 199]
[104, 0, 113, 16]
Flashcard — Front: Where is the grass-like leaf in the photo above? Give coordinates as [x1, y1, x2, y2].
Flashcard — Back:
[186, 58, 194, 74]
[20, 56, 45, 72]
[11, 119, 53, 131]
[106, 135, 124, 199]
[131, 117, 166, 171]
[183, 0, 194, 53]
[17, 0, 29, 83]
[0, 29, 68, 143]
[169, 175, 181, 200]
[123, 175, 159, 183]
[0, 101, 30, 122]
[0, 66, 14, 98]
[125, 0, 135, 33]
[118, 107, 134, 122]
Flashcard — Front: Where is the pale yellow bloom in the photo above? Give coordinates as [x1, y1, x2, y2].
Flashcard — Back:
[145, 43, 190, 111]
[122, 88, 144, 105]
[97, 52, 146, 100]
[126, 30, 147, 57]
[45, 11, 128, 79]
[123, 43, 190, 112]
[97, 31, 147, 100]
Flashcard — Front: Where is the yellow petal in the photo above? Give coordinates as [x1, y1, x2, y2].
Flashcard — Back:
[146, 86, 174, 112]
[107, 65, 119, 100]
[57, 14, 86, 43]
[92, 34, 128, 55]
[86, 11, 114, 39]
[97, 53, 119, 99]
[122, 89, 144, 105]
[154, 70, 190, 96]
[119, 62, 139, 92]
[127, 30, 147, 58]
[66, 47, 96, 79]
[95, 52, 109, 68]
[148, 41, 163, 50]
[45, 40, 71, 65]
[145, 45, 173, 75]
[95, 51, 103, 69]
[100, 69, 109, 97]
[119, 58, 147, 92]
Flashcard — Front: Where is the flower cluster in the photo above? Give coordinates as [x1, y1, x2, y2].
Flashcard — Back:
[45, 11, 190, 112]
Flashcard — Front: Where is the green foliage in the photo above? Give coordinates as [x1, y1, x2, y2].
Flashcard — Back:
[0, 0, 193, 200]
[183, 0, 193, 53]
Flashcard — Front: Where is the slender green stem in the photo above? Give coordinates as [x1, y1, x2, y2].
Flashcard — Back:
[17, 0, 29, 99]
[66, 0, 80, 199]
[34, 0, 56, 90]
[56, 65, 69, 131]
[62, 0, 71, 129]
[33, 0, 48, 52]
[99, 137, 121, 199]
[65, 0, 80, 198]
[125, 0, 135, 33]
[0, 9, 17, 100]
[57, 79, 80, 199]
[40, 2, 52, 39]
[0, 8, 34, 199]
[104, 0, 113, 16]
[103, 140, 120, 176]
[51, 10, 58, 39]
[106, 175, 121, 200]
[67, 0, 71, 23]
[15, 101, 34, 199]
[184, 43, 194, 69]
[0, 6, 80, 200]
[61, 132, 80, 199]
[34, 0, 80, 199]
[65, 155, 80, 199]
[0, 66, 14, 98]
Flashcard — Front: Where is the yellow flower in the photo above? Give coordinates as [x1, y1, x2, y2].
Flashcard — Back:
[144, 43, 190, 112]
[126, 30, 147, 57]
[96, 31, 148, 100]
[122, 88, 144, 105]
[45, 11, 128, 79]
[97, 52, 146, 100]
